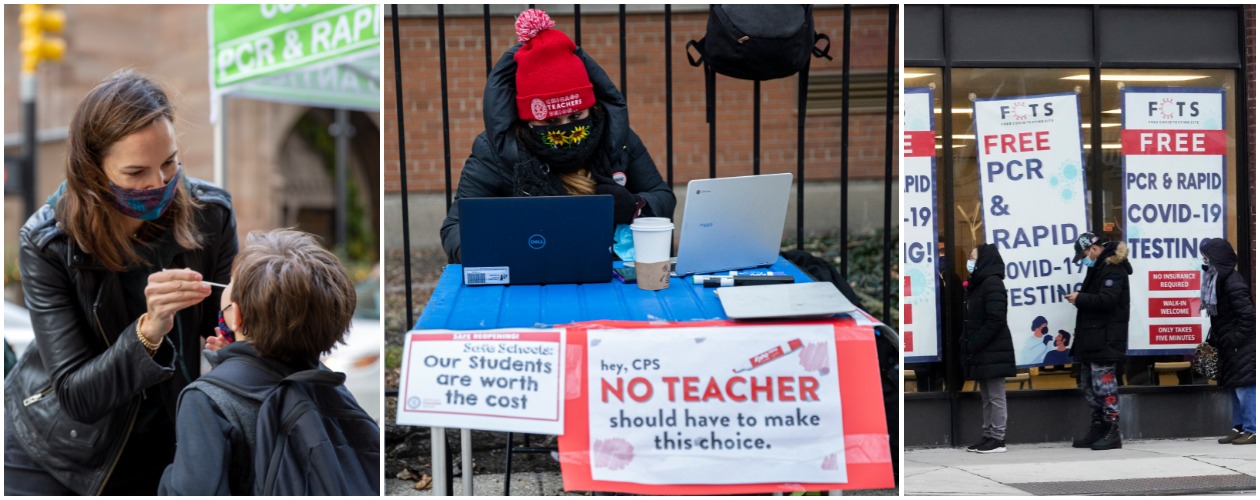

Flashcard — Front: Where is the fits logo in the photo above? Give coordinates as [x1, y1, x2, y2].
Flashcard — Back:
[528, 234, 546, 250]
[999, 101, 1054, 120]
[1148, 98, 1200, 119]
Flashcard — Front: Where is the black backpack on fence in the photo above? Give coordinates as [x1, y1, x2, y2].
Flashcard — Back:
[686, 5, 831, 81]
[198, 356, 381, 496]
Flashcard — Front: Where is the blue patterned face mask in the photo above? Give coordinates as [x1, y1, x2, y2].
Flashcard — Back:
[1082, 256, 1096, 268]
[108, 164, 182, 221]
[217, 303, 236, 342]
[966, 260, 976, 273]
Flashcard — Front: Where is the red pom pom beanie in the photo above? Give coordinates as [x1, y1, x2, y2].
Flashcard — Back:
[514, 9, 595, 121]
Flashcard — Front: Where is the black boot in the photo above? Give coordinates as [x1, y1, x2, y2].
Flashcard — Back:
[1072, 417, 1106, 448]
[1090, 421, 1122, 450]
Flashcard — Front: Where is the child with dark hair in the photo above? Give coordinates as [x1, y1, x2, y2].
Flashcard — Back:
[159, 229, 379, 494]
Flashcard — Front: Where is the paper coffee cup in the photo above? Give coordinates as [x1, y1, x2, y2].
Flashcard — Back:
[630, 218, 674, 265]
[630, 218, 674, 291]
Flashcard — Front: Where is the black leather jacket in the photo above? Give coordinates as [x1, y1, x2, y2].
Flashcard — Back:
[4, 178, 237, 495]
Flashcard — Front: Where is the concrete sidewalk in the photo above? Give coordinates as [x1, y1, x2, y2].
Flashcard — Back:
[386, 472, 898, 496]
[905, 437, 1256, 495]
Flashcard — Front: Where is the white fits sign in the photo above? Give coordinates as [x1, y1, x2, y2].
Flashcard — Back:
[973, 93, 1090, 368]
[901, 87, 941, 363]
[1121, 87, 1225, 354]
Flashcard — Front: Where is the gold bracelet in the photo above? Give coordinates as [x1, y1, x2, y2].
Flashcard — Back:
[136, 313, 159, 354]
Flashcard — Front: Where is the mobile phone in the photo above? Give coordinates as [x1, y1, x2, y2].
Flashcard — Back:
[613, 267, 637, 284]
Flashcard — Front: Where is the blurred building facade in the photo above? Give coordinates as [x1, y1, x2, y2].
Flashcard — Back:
[3, 4, 382, 268]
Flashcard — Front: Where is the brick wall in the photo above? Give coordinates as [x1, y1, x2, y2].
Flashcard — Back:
[1247, 5, 1256, 286]
[383, 6, 894, 195]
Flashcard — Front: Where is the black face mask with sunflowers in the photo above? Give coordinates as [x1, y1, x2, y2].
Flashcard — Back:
[521, 113, 603, 174]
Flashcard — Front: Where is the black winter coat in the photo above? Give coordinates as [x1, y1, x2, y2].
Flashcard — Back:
[1202, 238, 1255, 388]
[440, 45, 676, 263]
[962, 244, 1016, 381]
[4, 178, 237, 495]
[1070, 241, 1132, 363]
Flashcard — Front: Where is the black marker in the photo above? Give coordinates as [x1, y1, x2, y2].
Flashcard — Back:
[702, 276, 796, 288]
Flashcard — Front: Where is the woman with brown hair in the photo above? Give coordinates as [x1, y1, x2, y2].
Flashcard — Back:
[4, 70, 238, 495]
[439, 8, 675, 263]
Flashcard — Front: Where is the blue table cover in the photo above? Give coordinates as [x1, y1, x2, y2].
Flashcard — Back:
[415, 256, 815, 330]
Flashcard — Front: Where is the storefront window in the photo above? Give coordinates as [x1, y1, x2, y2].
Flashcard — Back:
[1096, 69, 1239, 251]
[949, 69, 1094, 392]
[906, 67, 1241, 395]
[902, 68, 945, 393]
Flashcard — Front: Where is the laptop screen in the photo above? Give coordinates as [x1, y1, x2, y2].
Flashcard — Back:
[459, 195, 614, 285]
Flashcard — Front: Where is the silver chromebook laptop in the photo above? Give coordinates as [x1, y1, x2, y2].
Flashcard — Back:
[672, 173, 793, 276]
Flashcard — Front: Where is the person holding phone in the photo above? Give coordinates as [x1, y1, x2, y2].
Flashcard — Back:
[439, 8, 675, 263]
[4, 70, 237, 495]
[1064, 232, 1131, 451]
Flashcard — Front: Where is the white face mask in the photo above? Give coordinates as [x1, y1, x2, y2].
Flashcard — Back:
[966, 259, 976, 273]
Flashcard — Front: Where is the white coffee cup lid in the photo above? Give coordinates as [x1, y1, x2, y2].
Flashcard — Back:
[631, 217, 673, 230]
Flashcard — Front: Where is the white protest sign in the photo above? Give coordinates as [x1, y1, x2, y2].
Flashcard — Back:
[397, 329, 565, 435]
[974, 93, 1090, 367]
[1121, 87, 1225, 353]
[902, 87, 941, 363]
[586, 325, 845, 485]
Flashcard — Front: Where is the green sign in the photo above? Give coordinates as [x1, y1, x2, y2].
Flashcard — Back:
[226, 59, 379, 111]
[210, 4, 380, 90]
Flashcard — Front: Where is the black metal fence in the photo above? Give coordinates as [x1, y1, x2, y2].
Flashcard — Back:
[386, 4, 897, 494]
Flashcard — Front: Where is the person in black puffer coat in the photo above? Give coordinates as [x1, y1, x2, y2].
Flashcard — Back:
[1065, 232, 1131, 451]
[439, 8, 675, 263]
[1200, 238, 1256, 445]
[961, 244, 1015, 454]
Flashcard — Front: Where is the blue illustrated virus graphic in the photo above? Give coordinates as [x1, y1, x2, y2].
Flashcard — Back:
[1127, 224, 1142, 239]
[905, 267, 933, 306]
[1062, 163, 1079, 180]
[905, 115, 929, 131]
[1045, 160, 1081, 204]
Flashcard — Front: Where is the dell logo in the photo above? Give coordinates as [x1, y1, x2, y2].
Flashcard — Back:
[528, 234, 546, 249]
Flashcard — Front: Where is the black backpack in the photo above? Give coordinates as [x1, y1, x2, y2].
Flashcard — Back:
[198, 356, 381, 496]
[686, 5, 831, 81]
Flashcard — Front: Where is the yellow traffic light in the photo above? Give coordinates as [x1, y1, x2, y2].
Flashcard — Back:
[20, 5, 65, 74]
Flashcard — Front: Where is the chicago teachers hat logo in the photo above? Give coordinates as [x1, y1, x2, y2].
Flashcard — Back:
[530, 98, 548, 121]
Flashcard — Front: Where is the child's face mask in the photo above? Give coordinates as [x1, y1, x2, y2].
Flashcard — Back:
[218, 304, 237, 342]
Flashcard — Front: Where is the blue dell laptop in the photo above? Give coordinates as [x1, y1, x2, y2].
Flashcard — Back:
[459, 195, 614, 286]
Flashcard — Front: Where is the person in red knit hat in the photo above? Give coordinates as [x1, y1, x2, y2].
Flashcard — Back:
[440, 8, 675, 263]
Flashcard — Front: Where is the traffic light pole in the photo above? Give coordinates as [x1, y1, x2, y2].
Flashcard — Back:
[22, 73, 37, 219]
